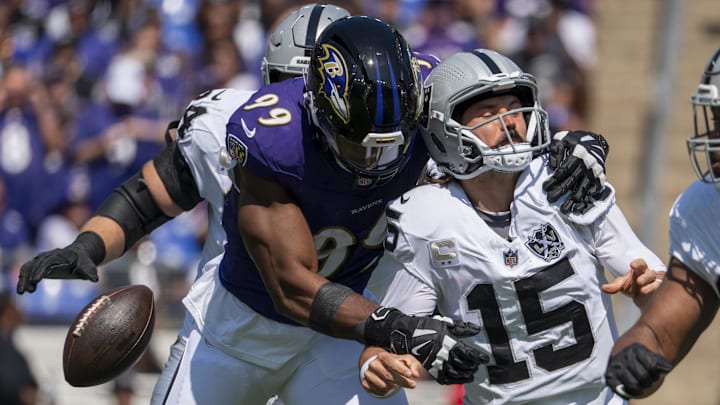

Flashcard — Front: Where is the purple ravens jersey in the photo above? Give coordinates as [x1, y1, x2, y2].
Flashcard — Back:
[219, 76, 431, 325]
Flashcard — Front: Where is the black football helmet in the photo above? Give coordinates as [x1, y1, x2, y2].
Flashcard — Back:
[305, 16, 423, 185]
[689, 47, 720, 187]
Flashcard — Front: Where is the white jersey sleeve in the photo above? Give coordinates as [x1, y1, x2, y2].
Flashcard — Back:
[669, 181, 720, 297]
[371, 251, 437, 316]
[380, 157, 634, 404]
[175, 88, 254, 271]
[591, 203, 666, 277]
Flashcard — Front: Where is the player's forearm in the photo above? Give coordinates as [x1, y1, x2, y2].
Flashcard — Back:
[263, 262, 378, 341]
[310, 288, 379, 341]
[79, 217, 125, 264]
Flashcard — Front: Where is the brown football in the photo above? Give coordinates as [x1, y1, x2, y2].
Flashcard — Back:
[63, 284, 155, 387]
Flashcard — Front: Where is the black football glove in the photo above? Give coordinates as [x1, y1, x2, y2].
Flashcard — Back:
[605, 343, 672, 399]
[543, 130, 610, 214]
[364, 307, 489, 385]
[16, 232, 103, 294]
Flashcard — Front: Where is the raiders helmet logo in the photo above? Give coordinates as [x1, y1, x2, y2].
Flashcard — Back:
[316, 44, 350, 122]
[525, 223, 565, 262]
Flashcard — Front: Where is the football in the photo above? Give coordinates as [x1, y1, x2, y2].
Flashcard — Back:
[63, 284, 155, 387]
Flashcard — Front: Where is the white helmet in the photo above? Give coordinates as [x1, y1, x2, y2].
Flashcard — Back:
[689, 48, 720, 186]
[420, 49, 549, 179]
[261, 3, 350, 84]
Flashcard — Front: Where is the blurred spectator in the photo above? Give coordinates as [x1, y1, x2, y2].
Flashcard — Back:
[45, 0, 121, 98]
[401, 0, 482, 60]
[198, 37, 260, 91]
[234, 0, 291, 86]
[69, 52, 166, 210]
[0, 290, 38, 405]
[0, 63, 70, 233]
[0, 176, 30, 269]
[496, 0, 597, 131]
[41, 38, 84, 132]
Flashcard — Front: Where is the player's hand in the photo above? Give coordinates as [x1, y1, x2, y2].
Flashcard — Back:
[601, 259, 664, 308]
[360, 348, 422, 398]
[606, 343, 672, 399]
[364, 307, 488, 385]
[543, 130, 609, 214]
[16, 247, 99, 294]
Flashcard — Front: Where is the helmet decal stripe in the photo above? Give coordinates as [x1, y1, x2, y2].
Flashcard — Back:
[472, 50, 501, 74]
[374, 52, 401, 127]
[389, 52, 400, 126]
[375, 58, 384, 126]
[703, 48, 720, 84]
[304, 5, 325, 57]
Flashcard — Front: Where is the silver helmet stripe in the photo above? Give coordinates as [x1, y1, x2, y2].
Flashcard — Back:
[702, 48, 720, 84]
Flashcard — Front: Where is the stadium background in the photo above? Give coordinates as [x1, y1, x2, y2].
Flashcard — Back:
[1, 0, 718, 404]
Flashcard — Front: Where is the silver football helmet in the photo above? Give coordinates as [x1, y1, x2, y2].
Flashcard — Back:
[421, 49, 549, 179]
[689, 48, 720, 186]
[261, 3, 350, 84]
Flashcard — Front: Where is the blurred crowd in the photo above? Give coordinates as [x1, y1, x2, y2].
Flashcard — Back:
[0, 0, 596, 328]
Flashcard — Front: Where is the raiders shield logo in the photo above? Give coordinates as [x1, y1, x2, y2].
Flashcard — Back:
[525, 223, 565, 262]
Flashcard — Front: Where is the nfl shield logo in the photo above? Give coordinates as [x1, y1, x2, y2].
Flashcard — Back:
[504, 249, 518, 267]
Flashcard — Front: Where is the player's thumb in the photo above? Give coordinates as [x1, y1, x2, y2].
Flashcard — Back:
[601, 277, 625, 294]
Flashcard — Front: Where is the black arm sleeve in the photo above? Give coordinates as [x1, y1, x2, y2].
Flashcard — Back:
[153, 141, 203, 211]
[95, 171, 173, 252]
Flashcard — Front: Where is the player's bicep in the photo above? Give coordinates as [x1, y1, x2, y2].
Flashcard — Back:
[234, 166, 318, 295]
[142, 161, 183, 217]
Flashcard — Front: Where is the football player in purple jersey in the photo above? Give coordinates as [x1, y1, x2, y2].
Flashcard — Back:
[14, 4, 353, 403]
[605, 48, 720, 400]
[162, 15, 615, 404]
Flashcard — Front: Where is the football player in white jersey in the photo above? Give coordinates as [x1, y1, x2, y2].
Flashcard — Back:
[605, 48, 720, 400]
[359, 49, 666, 404]
[14, 3, 351, 403]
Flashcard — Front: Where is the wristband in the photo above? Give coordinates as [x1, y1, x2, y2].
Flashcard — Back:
[69, 231, 107, 265]
[359, 354, 401, 399]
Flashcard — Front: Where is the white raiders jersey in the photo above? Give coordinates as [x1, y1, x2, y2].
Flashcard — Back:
[669, 180, 720, 297]
[175, 88, 253, 274]
[378, 157, 665, 405]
